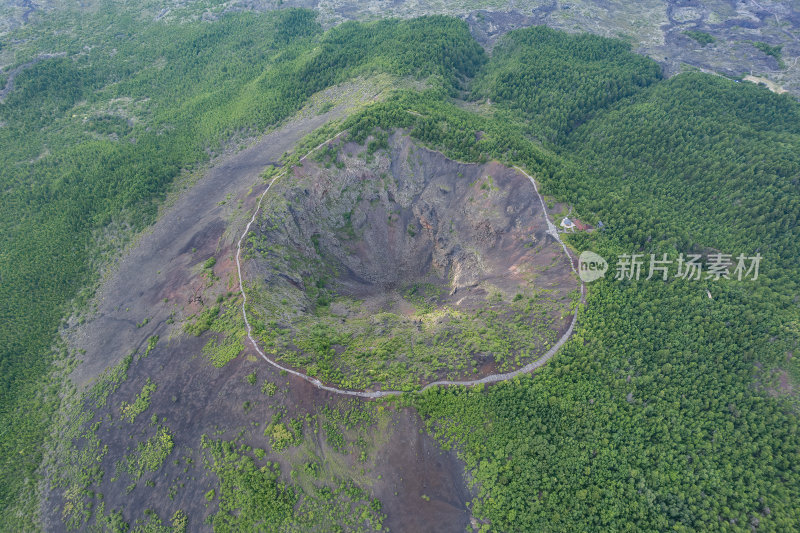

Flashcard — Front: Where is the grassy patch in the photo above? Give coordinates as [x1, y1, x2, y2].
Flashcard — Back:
[49, 353, 137, 529]
[259, 289, 562, 390]
[264, 414, 304, 452]
[123, 426, 174, 481]
[142, 335, 159, 358]
[186, 295, 247, 367]
[683, 30, 715, 46]
[119, 378, 156, 424]
[753, 41, 783, 66]
[86, 353, 133, 409]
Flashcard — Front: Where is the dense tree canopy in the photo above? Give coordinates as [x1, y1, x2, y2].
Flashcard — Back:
[470, 26, 662, 142]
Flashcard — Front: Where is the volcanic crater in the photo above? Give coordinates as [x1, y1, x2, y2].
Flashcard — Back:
[241, 131, 578, 390]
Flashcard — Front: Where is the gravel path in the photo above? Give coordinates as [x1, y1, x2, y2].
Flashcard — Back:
[236, 140, 585, 398]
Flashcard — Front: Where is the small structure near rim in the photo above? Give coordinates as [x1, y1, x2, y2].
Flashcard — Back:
[561, 217, 592, 232]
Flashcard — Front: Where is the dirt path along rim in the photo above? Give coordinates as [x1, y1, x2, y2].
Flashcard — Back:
[235, 134, 586, 398]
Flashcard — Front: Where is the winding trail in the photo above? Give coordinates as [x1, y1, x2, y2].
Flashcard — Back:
[235, 133, 585, 398]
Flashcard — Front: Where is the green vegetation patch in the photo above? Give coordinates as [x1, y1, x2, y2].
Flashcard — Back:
[186, 295, 247, 367]
[142, 335, 159, 358]
[50, 353, 136, 530]
[753, 41, 783, 66]
[87, 353, 133, 409]
[120, 378, 157, 423]
[683, 30, 715, 46]
[264, 414, 304, 452]
[123, 426, 175, 481]
[266, 290, 560, 391]
[470, 26, 661, 142]
[200, 436, 299, 531]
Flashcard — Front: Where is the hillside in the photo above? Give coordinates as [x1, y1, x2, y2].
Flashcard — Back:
[0, 4, 799, 532]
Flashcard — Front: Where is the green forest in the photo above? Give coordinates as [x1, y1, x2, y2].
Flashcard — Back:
[469, 26, 662, 142]
[2, 3, 800, 530]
